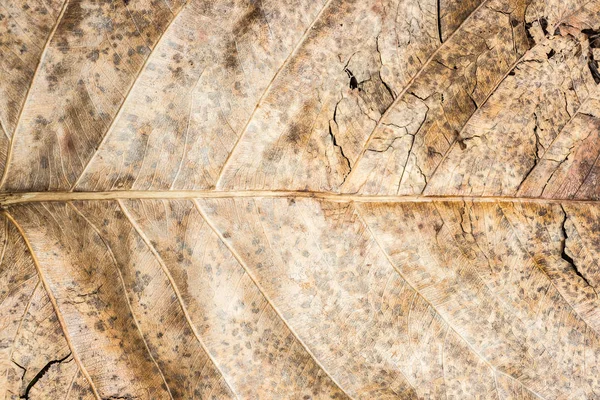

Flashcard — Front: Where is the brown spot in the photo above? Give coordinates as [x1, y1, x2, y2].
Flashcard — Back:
[87, 50, 100, 62]
[286, 122, 304, 145]
[35, 116, 50, 126]
[95, 320, 105, 332]
[224, 40, 239, 70]
[46, 62, 69, 92]
[233, 4, 263, 38]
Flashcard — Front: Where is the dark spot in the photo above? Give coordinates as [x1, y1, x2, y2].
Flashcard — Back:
[223, 40, 239, 70]
[222, 232, 231, 239]
[233, 4, 263, 38]
[87, 50, 99, 62]
[123, 0, 130, 5]
[547, 49, 555, 59]
[286, 123, 303, 144]
[35, 116, 50, 126]
[95, 320, 105, 332]
[510, 18, 520, 27]
[40, 156, 49, 169]
[46, 62, 69, 92]
[168, 65, 183, 79]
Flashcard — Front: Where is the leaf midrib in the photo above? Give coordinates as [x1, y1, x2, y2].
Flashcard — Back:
[1, 190, 600, 206]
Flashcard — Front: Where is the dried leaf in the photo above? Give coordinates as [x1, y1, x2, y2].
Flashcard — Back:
[1, 0, 599, 398]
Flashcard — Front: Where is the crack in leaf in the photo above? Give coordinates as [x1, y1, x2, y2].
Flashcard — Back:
[560, 205, 598, 296]
[20, 352, 72, 400]
[582, 28, 600, 83]
[329, 100, 352, 185]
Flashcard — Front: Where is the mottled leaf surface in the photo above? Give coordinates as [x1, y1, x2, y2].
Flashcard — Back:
[1, 0, 600, 398]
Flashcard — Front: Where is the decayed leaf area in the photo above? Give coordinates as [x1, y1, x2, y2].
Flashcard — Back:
[1, 0, 600, 398]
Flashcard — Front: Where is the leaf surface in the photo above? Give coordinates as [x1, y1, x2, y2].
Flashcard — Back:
[1, 0, 600, 398]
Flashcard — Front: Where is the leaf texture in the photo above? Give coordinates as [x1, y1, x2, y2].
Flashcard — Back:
[2, 0, 186, 191]
[1, 0, 600, 398]
[0, 213, 96, 399]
